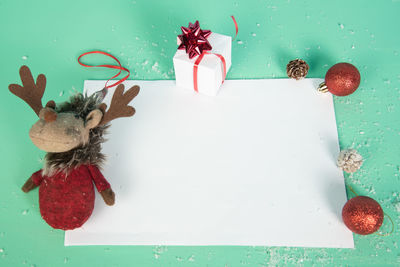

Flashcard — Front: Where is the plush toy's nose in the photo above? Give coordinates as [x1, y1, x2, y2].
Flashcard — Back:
[44, 108, 57, 122]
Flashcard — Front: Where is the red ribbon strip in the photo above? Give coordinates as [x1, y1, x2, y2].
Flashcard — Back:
[231, 15, 239, 41]
[193, 53, 206, 92]
[192, 16, 237, 92]
[193, 52, 226, 92]
[77, 51, 130, 89]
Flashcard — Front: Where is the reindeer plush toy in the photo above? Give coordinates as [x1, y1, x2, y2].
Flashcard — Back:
[9, 66, 139, 230]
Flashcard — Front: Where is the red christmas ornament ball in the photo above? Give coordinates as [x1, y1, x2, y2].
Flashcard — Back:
[342, 196, 384, 235]
[325, 63, 361, 96]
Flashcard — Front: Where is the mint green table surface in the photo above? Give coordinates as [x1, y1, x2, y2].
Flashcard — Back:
[0, 0, 399, 266]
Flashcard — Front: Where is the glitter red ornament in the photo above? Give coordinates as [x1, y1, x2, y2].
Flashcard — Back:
[342, 196, 384, 235]
[318, 63, 361, 96]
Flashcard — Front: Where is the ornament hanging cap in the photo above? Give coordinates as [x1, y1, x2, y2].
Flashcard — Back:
[78, 51, 130, 101]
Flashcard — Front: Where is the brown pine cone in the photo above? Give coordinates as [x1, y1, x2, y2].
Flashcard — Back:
[286, 59, 309, 80]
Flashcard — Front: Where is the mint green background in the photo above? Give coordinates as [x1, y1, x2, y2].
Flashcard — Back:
[0, 0, 399, 266]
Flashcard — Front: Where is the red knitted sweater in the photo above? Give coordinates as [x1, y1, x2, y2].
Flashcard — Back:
[31, 164, 110, 230]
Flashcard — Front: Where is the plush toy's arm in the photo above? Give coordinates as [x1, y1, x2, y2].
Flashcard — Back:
[87, 165, 115, 206]
[22, 170, 44, 193]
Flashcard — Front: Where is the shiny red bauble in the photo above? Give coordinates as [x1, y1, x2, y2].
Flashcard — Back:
[342, 196, 384, 235]
[323, 63, 361, 96]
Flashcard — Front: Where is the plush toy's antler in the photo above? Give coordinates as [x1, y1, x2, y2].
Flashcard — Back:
[98, 84, 140, 125]
[8, 66, 47, 116]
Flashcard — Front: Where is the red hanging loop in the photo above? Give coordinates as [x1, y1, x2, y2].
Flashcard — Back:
[77, 51, 130, 89]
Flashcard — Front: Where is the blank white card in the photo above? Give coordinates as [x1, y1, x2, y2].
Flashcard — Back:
[65, 79, 354, 248]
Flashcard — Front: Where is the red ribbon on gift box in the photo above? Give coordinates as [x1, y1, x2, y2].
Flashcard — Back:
[178, 16, 238, 93]
[193, 52, 227, 92]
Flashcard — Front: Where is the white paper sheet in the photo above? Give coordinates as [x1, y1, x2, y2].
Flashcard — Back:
[65, 79, 354, 248]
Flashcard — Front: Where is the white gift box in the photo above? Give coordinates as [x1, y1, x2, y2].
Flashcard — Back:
[173, 33, 232, 96]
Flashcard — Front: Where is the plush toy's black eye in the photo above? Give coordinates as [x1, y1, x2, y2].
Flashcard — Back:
[74, 114, 80, 119]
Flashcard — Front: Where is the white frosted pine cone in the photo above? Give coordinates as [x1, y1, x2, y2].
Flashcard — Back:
[337, 149, 363, 173]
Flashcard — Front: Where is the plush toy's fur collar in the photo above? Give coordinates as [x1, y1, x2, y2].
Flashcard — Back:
[43, 93, 108, 176]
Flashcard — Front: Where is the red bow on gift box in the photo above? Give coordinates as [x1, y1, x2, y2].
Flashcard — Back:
[178, 21, 212, 59]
